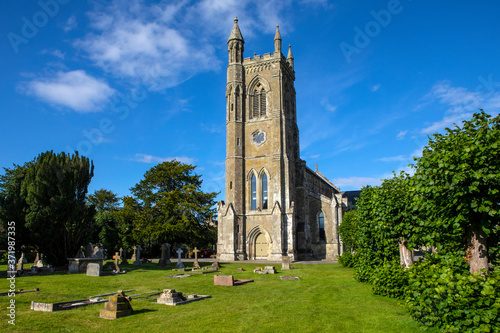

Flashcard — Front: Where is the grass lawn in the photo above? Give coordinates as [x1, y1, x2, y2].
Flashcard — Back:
[0, 262, 436, 333]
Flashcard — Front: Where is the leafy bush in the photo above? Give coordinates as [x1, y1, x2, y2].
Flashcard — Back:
[372, 259, 409, 299]
[405, 254, 500, 332]
[338, 251, 356, 268]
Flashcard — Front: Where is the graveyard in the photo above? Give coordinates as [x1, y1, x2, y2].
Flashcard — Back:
[0, 259, 438, 333]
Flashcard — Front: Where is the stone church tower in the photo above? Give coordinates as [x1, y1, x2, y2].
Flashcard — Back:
[218, 18, 349, 262]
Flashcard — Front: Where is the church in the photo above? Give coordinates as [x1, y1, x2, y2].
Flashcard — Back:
[217, 18, 355, 262]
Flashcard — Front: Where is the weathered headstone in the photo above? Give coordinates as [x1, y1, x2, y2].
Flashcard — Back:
[75, 247, 84, 258]
[112, 252, 120, 272]
[157, 289, 184, 305]
[16, 254, 24, 271]
[255, 266, 277, 274]
[86, 263, 101, 277]
[85, 243, 93, 258]
[21, 252, 27, 264]
[33, 252, 39, 266]
[281, 255, 291, 270]
[192, 247, 201, 269]
[120, 248, 129, 265]
[35, 253, 45, 267]
[211, 261, 220, 271]
[175, 248, 185, 268]
[214, 275, 254, 286]
[158, 243, 171, 266]
[92, 246, 104, 259]
[133, 245, 142, 265]
[100, 290, 132, 319]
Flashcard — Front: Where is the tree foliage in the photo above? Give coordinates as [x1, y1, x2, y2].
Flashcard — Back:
[129, 160, 218, 252]
[0, 151, 95, 266]
[411, 110, 500, 273]
[337, 111, 500, 331]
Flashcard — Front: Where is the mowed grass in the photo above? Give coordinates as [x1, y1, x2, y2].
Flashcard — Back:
[0, 262, 436, 333]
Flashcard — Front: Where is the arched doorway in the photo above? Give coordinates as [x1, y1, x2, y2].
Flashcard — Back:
[255, 233, 268, 259]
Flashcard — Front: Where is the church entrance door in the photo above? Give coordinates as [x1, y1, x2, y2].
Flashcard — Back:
[255, 233, 268, 259]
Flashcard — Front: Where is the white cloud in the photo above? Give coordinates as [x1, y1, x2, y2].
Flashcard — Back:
[332, 176, 382, 189]
[396, 130, 407, 140]
[41, 49, 66, 59]
[420, 80, 500, 134]
[321, 98, 337, 112]
[75, 0, 325, 90]
[376, 155, 407, 162]
[132, 154, 195, 164]
[64, 15, 77, 32]
[371, 84, 380, 92]
[26, 70, 115, 112]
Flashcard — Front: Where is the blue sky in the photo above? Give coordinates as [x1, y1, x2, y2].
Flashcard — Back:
[1, 0, 500, 203]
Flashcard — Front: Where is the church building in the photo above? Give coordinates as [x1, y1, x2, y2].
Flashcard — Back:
[217, 18, 352, 262]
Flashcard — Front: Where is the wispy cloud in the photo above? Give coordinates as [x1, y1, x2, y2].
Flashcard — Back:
[40, 49, 66, 60]
[131, 154, 195, 164]
[396, 130, 407, 140]
[332, 176, 382, 189]
[25, 70, 115, 112]
[75, 0, 319, 90]
[420, 80, 500, 134]
[321, 98, 337, 112]
[371, 84, 380, 92]
[64, 15, 77, 32]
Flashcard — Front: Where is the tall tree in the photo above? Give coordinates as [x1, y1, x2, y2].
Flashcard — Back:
[88, 189, 120, 212]
[411, 111, 500, 274]
[1, 151, 95, 266]
[130, 160, 218, 251]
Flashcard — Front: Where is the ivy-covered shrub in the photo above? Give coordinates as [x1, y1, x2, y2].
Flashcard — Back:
[372, 259, 409, 299]
[405, 254, 500, 332]
[338, 251, 356, 268]
[354, 251, 378, 283]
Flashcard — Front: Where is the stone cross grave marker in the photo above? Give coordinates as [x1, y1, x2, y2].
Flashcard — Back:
[131, 246, 136, 262]
[133, 246, 142, 265]
[175, 248, 185, 268]
[113, 252, 120, 272]
[159, 243, 171, 266]
[192, 247, 201, 269]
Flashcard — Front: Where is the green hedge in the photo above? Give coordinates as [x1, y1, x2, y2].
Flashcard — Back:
[405, 254, 500, 332]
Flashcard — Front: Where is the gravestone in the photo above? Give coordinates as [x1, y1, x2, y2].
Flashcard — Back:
[255, 266, 277, 274]
[16, 254, 24, 271]
[131, 246, 137, 263]
[35, 253, 45, 267]
[158, 243, 171, 266]
[133, 246, 142, 265]
[112, 252, 120, 272]
[86, 263, 101, 277]
[120, 248, 129, 265]
[33, 252, 39, 266]
[211, 261, 220, 271]
[157, 289, 184, 305]
[175, 248, 185, 268]
[100, 290, 132, 319]
[214, 275, 254, 286]
[92, 246, 104, 259]
[75, 247, 84, 258]
[192, 247, 201, 269]
[281, 255, 291, 270]
[21, 252, 27, 264]
[85, 243, 93, 258]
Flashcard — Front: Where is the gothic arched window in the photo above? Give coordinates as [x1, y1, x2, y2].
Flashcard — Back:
[262, 173, 268, 209]
[318, 211, 325, 241]
[251, 174, 257, 210]
[251, 84, 267, 119]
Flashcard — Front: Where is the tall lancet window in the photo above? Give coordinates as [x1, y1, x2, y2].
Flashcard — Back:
[318, 211, 326, 241]
[253, 90, 259, 118]
[251, 174, 257, 210]
[260, 90, 266, 116]
[262, 173, 268, 209]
